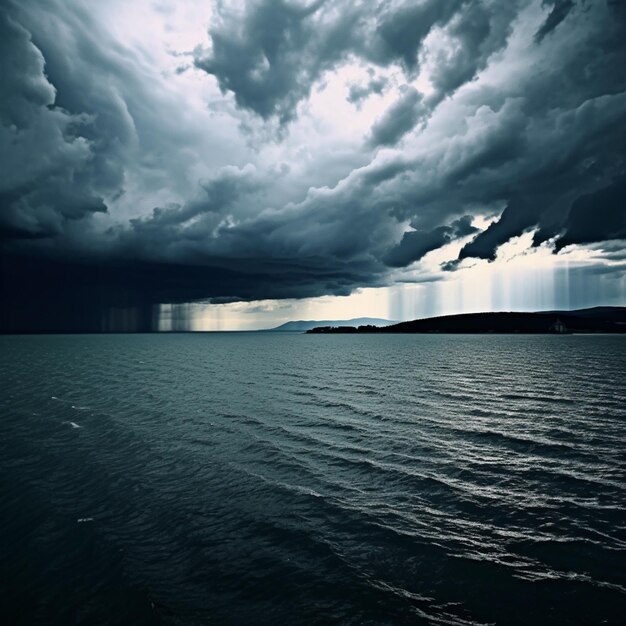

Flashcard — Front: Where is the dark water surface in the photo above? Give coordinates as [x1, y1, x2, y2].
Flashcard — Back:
[1, 333, 624, 625]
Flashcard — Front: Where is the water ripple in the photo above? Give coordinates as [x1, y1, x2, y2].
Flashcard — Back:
[0, 333, 624, 625]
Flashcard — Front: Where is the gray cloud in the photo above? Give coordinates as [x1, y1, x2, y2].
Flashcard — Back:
[194, 0, 359, 125]
[0, 0, 244, 239]
[454, 87, 626, 264]
[347, 73, 388, 106]
[0, 11, 107, 240]
[369, 0, 466, 70]
[130, 165, 261, 232]
[435, 0, 626, 266]
[368, 87, 426, 147]
[554, 176, 626, 252]
[1, 0, 625, 330]
[385, 216, 479, 267]
[194, 0, 518, 134]
[428, 1, 522, 100]
[534, 0, 574, 42]
[458, 199, 536, 263]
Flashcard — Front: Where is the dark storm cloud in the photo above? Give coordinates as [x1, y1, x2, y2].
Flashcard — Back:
[111, 159, 396, 300]
[452, 89, 626, 264]
[458, 199, 536, 263]
[0, 11, 107, 240]
[554, 176, 626, 252]
[129, 165, 261, 232]
[2, 0, 626, 331]
[368, 0, 465, 70]
[437, 0, 626, 266]
[384, 216, 478, 267]
[0, 0, 178, 247]
[368, 87, 426, 147]
[594, 241, 626, 263]
[534, 0, 574, 42]
[427, 1, 521, 100]
[0, 0, 240, 236]
[194, 0, 359, 125]
[194, 0, 520, 132]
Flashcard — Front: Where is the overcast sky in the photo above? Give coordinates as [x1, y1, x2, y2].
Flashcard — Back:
[1, 0, 625, 330]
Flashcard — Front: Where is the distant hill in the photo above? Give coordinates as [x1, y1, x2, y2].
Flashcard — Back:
[306, 307, 626, 334]
[268, 318, 395, 332]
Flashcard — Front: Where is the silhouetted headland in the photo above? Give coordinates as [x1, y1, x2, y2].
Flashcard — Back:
[267, 318, 395, 332]
[306, 307, 626, 334]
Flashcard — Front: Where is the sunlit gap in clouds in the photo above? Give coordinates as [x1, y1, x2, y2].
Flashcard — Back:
[153, 238, 625, 332]
[157, 287, 394, 332]
[392, 233, 626, 323]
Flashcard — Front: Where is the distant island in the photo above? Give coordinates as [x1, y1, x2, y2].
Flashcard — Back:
[268, 318, 395, 332]
[306, 307, 626, 334]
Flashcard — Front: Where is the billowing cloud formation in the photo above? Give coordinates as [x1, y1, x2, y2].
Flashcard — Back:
[534, 0, 574, 42]
[368, 87, 426, 147]
[554, 176, 626, 252]
[1, 0, 625, 330]
[385, 217, 479, 267]
[0, 11, 107, 240]
[194, 0, 521, 128]
[347, 72, 388, 107]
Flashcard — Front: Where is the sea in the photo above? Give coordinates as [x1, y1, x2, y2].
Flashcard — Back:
[0, 333, 624, 625]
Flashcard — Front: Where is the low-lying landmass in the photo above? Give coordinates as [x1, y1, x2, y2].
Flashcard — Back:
[268, 318, 395, 332]
[306, 307, 626, 334]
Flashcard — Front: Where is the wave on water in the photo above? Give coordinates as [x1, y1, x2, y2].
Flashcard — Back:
[1, 333, 625, 625]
